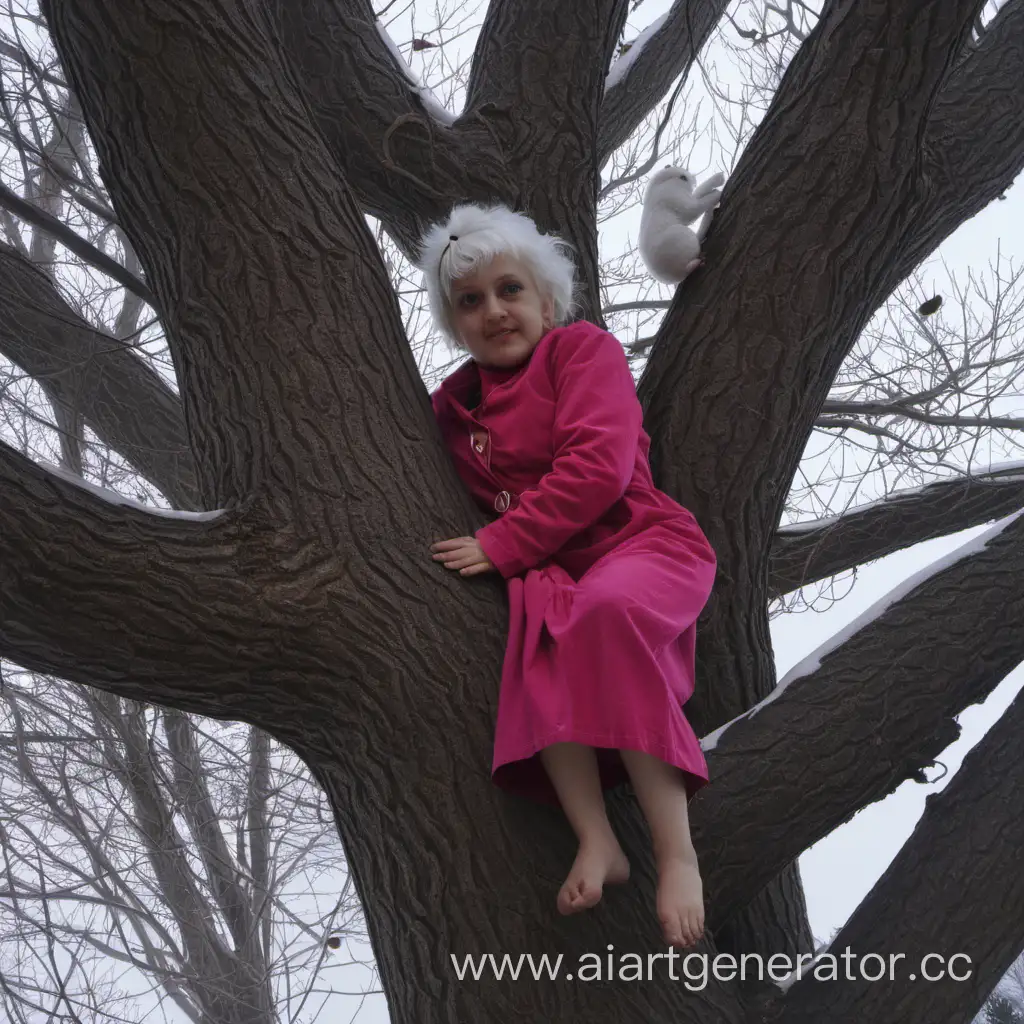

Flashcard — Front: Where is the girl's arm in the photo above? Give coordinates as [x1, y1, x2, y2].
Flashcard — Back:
[476, 322, 641, 578]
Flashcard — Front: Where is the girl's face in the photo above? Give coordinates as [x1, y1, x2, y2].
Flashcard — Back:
[450, 253, 555, 370]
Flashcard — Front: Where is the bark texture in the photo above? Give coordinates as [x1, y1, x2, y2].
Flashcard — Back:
[769, 464, 1024, 597]
[773, 682, 1024, 1024]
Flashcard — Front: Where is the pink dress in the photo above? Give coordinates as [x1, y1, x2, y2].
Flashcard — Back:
[431, 320, 716, 805]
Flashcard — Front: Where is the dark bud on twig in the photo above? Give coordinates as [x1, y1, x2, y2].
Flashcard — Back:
[326, 935, 342, 950]
[917, 295, 942, 316]
[412, 37, 436, 51]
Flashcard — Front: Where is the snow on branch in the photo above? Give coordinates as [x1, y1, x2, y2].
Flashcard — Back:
[605, 13, 670, 93]
[375, 21, 456, 126]
[0, 440, 251, 709]
[599, 0, 729, 163]
[693, 507, 1024, 931]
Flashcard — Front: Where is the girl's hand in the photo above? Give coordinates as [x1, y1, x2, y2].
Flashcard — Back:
[430, 536, 495, 577]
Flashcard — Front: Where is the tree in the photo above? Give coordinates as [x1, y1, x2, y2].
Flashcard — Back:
[2, 0, 1024, 1022]
[983, 993, 1024, 1024]
[0, 666, 368, 1022]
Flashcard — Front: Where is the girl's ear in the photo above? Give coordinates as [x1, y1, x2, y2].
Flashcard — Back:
[542, 293, 555, 329]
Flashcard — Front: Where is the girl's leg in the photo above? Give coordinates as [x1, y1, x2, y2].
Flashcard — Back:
[619, 748, 704, 948]
[539, 742, 630, 914]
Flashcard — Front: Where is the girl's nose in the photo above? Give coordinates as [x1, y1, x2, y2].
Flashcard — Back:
[482, 292, 506, 319]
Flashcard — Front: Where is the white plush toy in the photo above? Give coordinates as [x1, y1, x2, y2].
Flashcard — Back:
[638, 166, 724, 285]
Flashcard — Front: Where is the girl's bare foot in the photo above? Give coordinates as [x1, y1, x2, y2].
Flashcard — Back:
[557, 836, 630, 915]
[657, 850, 704, 948]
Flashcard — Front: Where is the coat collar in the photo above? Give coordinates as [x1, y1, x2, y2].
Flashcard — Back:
[433, 324, 568, 414]
[434, 354, 528, 413]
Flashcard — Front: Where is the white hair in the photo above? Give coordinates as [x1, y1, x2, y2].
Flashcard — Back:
[416, 202, 578, 348]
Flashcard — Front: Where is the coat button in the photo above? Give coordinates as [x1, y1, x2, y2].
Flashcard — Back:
[494, 490, 511, 513]
[471, 431, 488, 454]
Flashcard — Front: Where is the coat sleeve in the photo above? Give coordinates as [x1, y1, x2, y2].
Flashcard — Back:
[476, 323, 641, 578]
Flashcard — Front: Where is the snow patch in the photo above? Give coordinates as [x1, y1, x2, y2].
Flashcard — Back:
[40, 462, 224, 520]
[376, 22, 456, 126]
[777, 506, 1024, 688]
[605, 13, 669, 92]
[702, 506, 1024, 753]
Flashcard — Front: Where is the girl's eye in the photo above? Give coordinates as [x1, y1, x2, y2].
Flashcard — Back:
[504, 282, 522, 295]
[458, 293, 478, 307]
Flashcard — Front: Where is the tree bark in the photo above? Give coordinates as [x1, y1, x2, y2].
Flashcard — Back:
[769, 464, 1024, 597]
[772, 682, 1024, 1024]
[697, 509, 1024, 930]
[635, 0, 999, 965]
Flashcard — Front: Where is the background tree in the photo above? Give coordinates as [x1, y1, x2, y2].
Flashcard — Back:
[981, 993, 1024, 1024]
[1, 0, 1023, 1022]
[0, 672, 369, 1021]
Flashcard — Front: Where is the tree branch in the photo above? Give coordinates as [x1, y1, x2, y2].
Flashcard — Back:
[163, 710, 262, 965]
[458, 0, 632, 321]
[108, 699, 273, 1023]
[467, 0, 628, 118]
[267, 0, 513, 259]
[693, 508, 1024, 933]
[819, 397, 1024, 432]
[769, 463, 1024, 596]
[0, 443, 257, 710]
[896, 0, 1024, 286]
[599, 0, 731, 165]
[0, 242, 199, 508]
[0, 180, 157, 309]
[44, 0, 439, 509]
[246, 726, 273, 963]
[0, 38, 68, 90]
[774, 683, 1024, 1024]
[636, 0, 988, 733]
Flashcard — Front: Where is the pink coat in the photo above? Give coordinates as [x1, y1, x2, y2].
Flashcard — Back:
[432, 319, 717, 804]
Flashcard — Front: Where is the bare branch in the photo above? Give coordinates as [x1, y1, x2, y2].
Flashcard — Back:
[163, 711, 263, 966]
[44, 0, 434, 508]
[108, 699, 274, 1021]
[775, 683, 1024, 1024]
[0, 444, 256, 708]
[0, 241, 198, 508]
[599, 0, 731, 164]
[693, 508, 1024, 932]
[898, 0, 1024, 285]
[267, 0, 511, 256]
[819, 397, 1024, 432]
[0, 180, 156, 309]
[770, 462, 1024, 596]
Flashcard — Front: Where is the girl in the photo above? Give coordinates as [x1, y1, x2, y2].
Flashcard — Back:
[422, 203, 717, 949]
